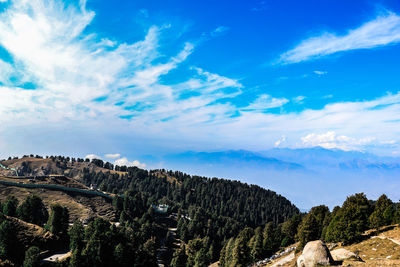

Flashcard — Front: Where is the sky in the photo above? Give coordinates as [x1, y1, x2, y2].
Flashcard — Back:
[1, 0, 400, 207]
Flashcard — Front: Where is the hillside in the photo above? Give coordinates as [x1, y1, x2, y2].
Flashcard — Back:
[261, 225, 400, 267]
[0, 156, 124, 177]
[2, 155, 400, 267]
[0, 157, 116, 222]
[0, 155, 300, 266]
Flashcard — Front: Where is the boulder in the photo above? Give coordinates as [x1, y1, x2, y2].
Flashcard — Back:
[297, 240, 334, 267]
[331, 248, 359, 261]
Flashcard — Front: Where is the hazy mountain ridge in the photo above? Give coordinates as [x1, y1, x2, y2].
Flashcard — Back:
[165, 150, 304, 170]
[154, 147, 400, 209]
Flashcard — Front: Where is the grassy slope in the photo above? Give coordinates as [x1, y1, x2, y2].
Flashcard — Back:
[0, 157, 116, 222]
[262, 225, 400, 267]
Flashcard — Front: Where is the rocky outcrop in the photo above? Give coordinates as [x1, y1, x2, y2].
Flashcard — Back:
[297, 240, 334, 267]
[331, 248, 360, 261]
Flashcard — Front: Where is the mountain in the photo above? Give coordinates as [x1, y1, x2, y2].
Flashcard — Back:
[0, 155, 299, 266]
[163, 150, 304, 171]
[153, 148, 400, 210]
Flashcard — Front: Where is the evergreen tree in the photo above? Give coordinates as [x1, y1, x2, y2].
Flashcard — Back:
[114, 243, 129, 267]
[2, 196, 18, 217]
[369, 194, 393, 229]
[281, 214, 301, 245]
[47, 204, 69, 236]
[325, 193, 370, 244]
[23, 246, 40, 267]
[250, 227, 263, 262]
[69, 220, 85, 251]
[0, 220, 18, 262]
[297, 205, 329, 248]
[137, 238, 157, 267]
[231, 227, 254, 267]
[69, 248, 84, 267]
[170, 245, 187, 267]
[187, 238, 204, 267]
[297, 213, 319, 248]
[383, 205, 395, 225]
[262, 222, 276, 257]
[17, 195, 48, 226]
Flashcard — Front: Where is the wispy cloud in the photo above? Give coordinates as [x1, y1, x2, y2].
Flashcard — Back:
[211, 26, 229, 37]
[301, 131, 375, 151]
[274, 135, 287, 147]
[0, 1, 400, 157]
[293, 96, 306, 104]
[278, 11, 400, 64]
[313, 70, 327, 76]
[242, 94, 289, 111]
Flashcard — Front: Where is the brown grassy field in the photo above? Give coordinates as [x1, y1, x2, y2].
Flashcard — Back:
[0, 184, 115, 222]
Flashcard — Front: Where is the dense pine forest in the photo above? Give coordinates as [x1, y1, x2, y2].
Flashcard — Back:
[0, 156, 400, 266]
[78, 157, 300, 265]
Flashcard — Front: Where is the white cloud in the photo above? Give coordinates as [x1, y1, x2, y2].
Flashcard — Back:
[114, 157, 146, 169]
[301, 131, 375, 151]
[211, 26, 229, 37]
[279, 11, 400, 64]
[293, 96, 305, 104]
[313, 70, 327, 76]
[104, 153, 121, 159]
[85, 154, 101, 160]
[0, 0, 243, 128]
[243, 94, 289, 111]
[1, 1, 400, 157]
[274, 135, 287, 147]
[380, 140, 396, 145]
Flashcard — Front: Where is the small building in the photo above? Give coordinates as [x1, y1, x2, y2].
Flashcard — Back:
[89, 184, 97, 190]
[152, 204, 169, 214]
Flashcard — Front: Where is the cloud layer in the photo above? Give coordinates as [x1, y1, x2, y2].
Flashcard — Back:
[279, 11, 400, 64]
[0, 1, 399, 157]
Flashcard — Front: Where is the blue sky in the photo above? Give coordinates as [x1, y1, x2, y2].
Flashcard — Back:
[1, 0, 400, 203]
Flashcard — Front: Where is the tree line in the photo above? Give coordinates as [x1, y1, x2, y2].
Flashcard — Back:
[219, 193, 400, 267]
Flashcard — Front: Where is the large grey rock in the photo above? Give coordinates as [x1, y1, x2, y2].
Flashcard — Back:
[297, 240, 334, 267]
[331, 248, 359, 261]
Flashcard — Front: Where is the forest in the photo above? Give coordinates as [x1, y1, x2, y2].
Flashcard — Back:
[0, 156, 399, 266]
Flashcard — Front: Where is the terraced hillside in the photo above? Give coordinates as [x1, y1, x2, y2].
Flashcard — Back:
[0, 157, 116, 222]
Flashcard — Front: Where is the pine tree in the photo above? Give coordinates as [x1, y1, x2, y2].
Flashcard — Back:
[17, 195, 48, 226]
[231, 227, 254, 267]
[263, 222, 275, 257]
[47, 204, 69, 236]
[114, 243, 129, 267]
[69, 248, 84, 267]
[69, 220, 85, 251]
[23, 246, 40, 267]
[369, 194, 393, 229]
[250, 227, 263, 262]
[0, 221, 17, 261]
[170, 245, 187, 267]
[2, 196, 18, 217]
[325, 193, 370, 244]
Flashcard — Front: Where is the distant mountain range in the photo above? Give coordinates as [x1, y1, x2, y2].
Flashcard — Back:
[154, 147, 400, 209]
[161, 147, 400, 173]
[164, 150, 304, 170]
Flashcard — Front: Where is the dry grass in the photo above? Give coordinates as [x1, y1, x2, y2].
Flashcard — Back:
[264, 226, 400, 266]
[346, 237, 400, 260]
[0, 184, 115, 222]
